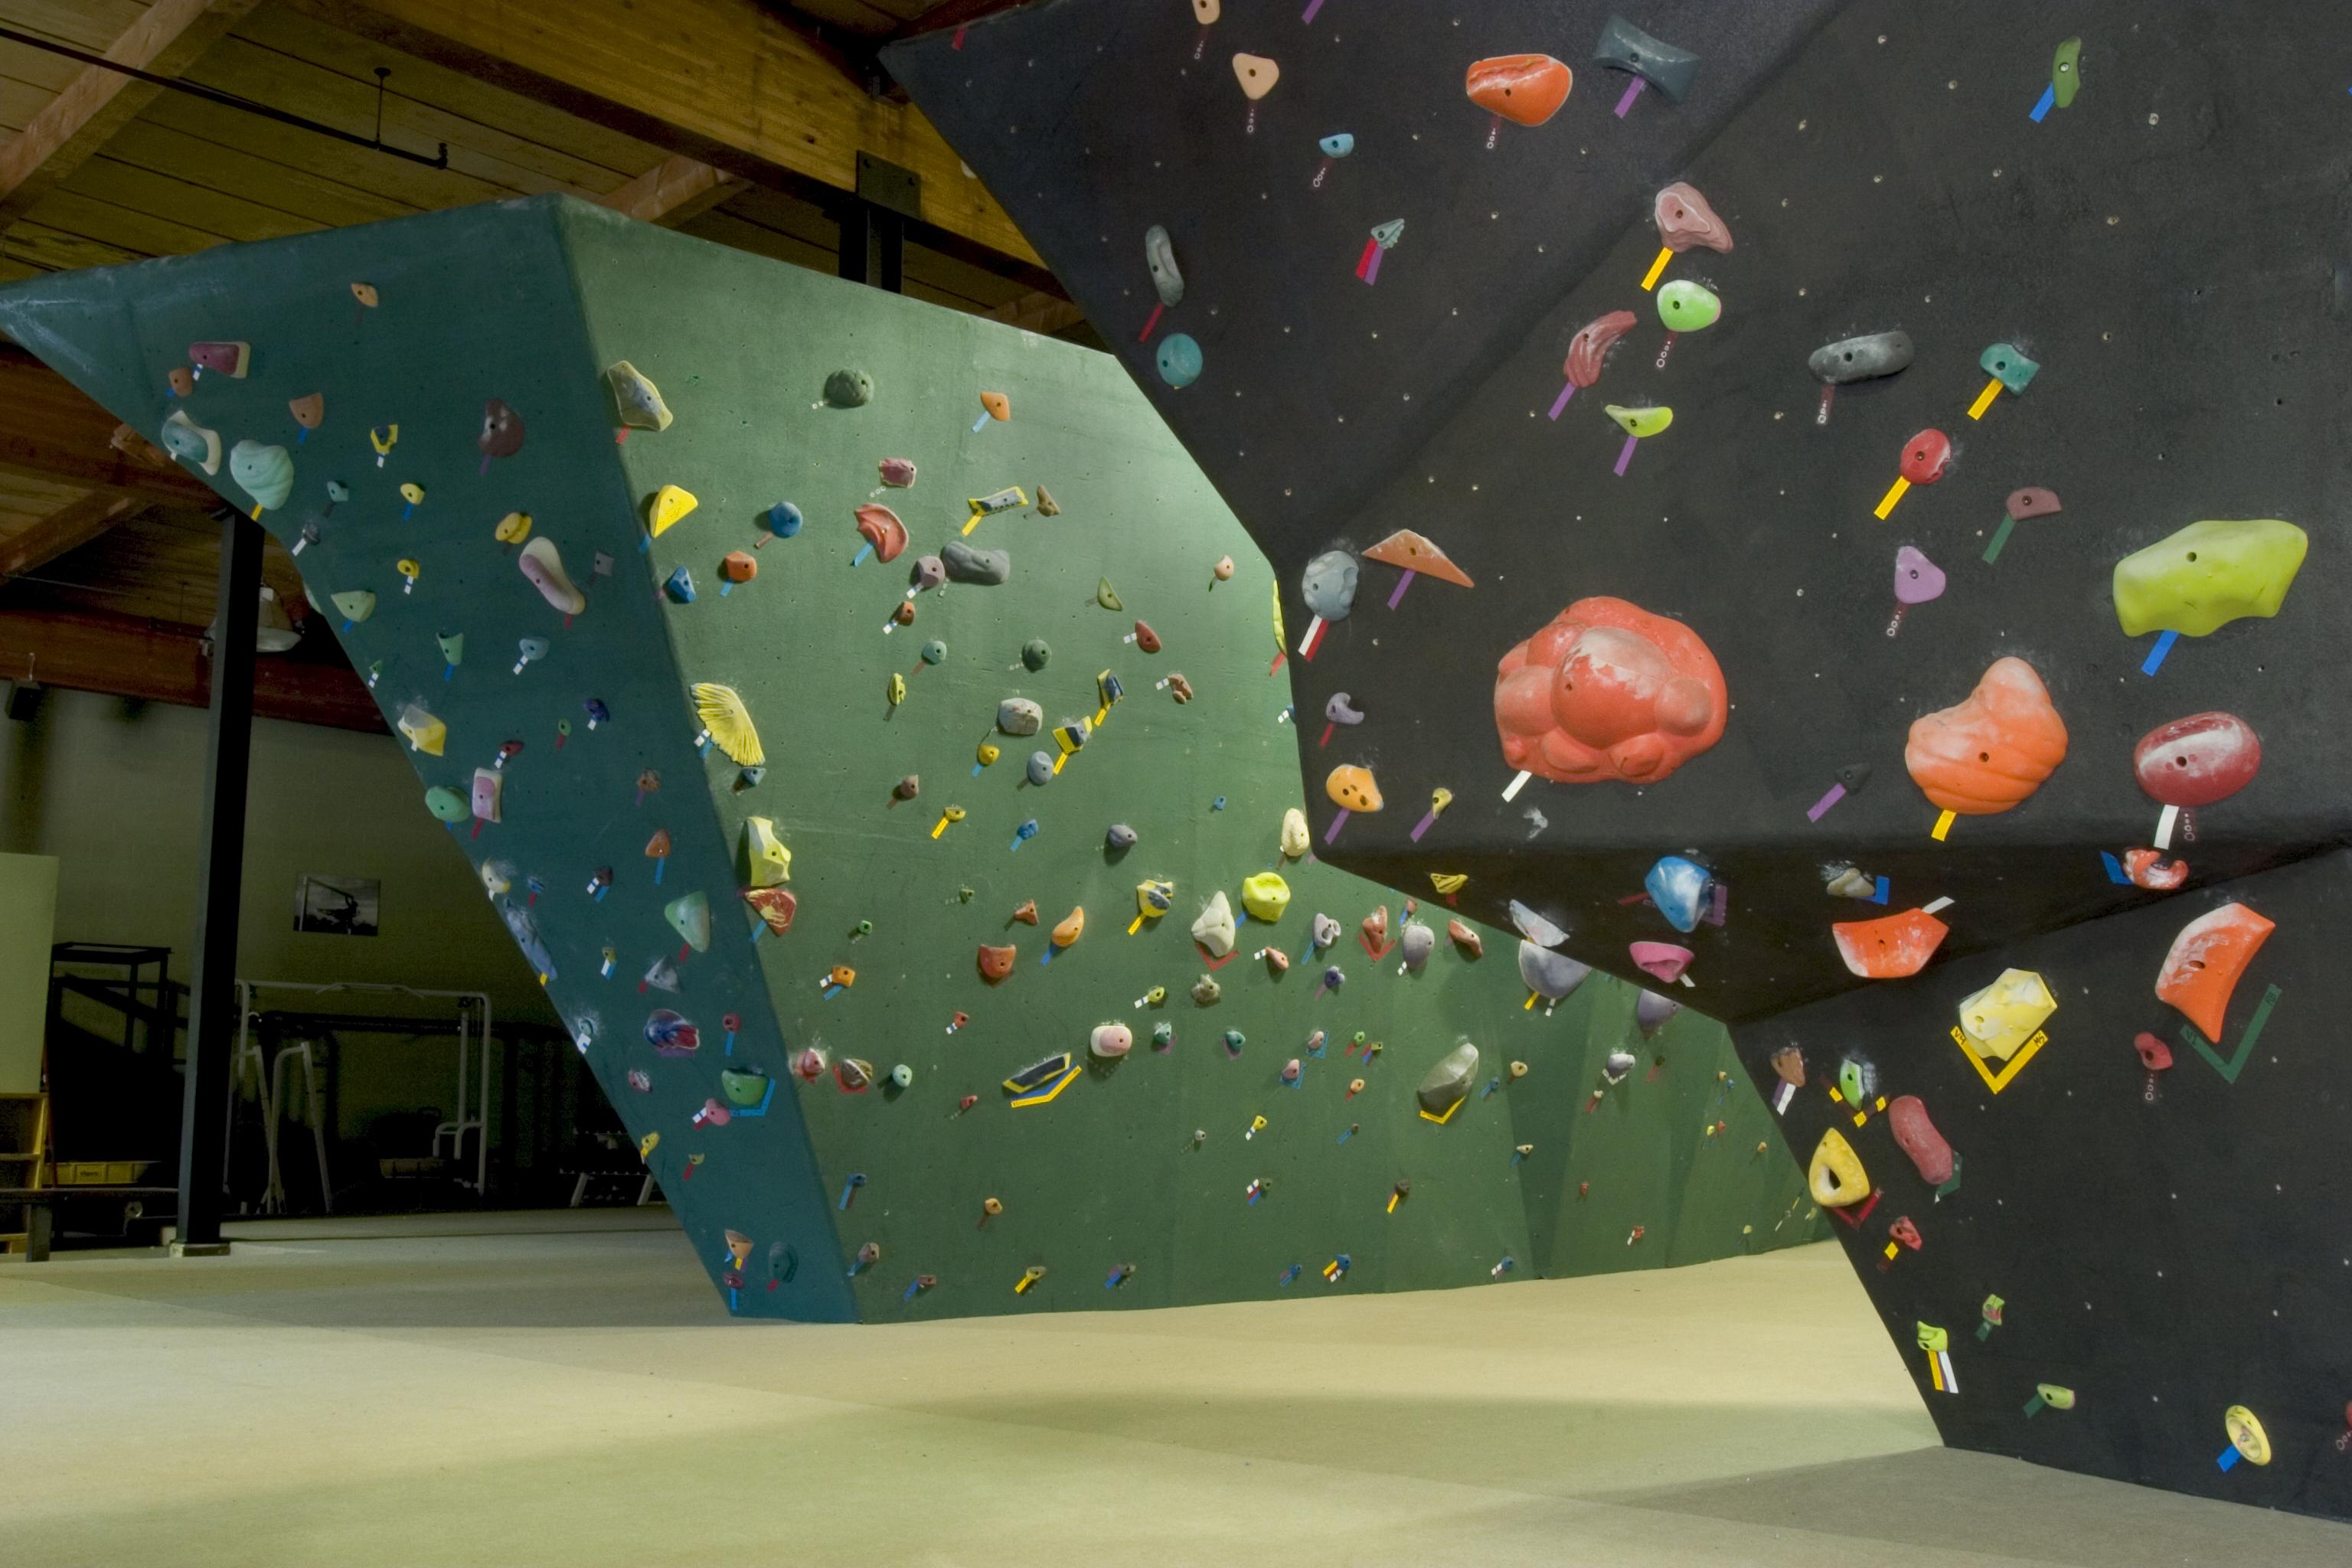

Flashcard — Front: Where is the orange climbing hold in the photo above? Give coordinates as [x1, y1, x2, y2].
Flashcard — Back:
[2155, 902, 2274, 1040]
[1904, 656, 2068, 815]
[1831, 907, 1949, 979]
[1361, 529, 1474, 588]
[1466, 55, 1573, 126]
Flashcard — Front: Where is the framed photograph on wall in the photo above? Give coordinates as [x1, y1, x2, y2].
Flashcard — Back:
[295, 874, 380, 937]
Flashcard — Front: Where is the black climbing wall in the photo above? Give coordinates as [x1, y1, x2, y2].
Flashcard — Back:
[891, 0, 2352, 1519]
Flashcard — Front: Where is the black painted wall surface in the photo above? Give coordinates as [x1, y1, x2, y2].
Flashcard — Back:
[893, 0, 2352, 1517]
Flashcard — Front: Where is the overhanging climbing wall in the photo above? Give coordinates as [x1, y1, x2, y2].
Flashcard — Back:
[889, 0, 2352, 1519]
[0, 193, 1822, 1324]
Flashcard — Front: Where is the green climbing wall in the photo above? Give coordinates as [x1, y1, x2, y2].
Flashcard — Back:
[0, 194, 1820, 1320]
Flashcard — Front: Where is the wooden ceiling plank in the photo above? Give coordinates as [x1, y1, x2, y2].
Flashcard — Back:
[1, 2, 156, 51]
[0, 348, 222, 508]
[0, 73, 58, 132]
[139, 90, 508, 210]
[102, 118, 416, 228]
[21, 185, 229, 257]
[1, 216, 138, 270]
[0, 42, 92, 97]
[0, 603, 383, 731]
[0, 488, 139, 580]
[64, 153, 327, 244]
[0, 0, 266, 227]
[280, 0, 1039, 265]
[595, 152, 742, 227]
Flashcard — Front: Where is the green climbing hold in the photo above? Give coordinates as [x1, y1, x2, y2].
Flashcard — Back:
[1838, 1058, 1865, 1106]
[423, 786, 469, 822]
[720, 1069, 770, 1107]
[1655, 279, 1720, 331]
[1603, 403, 1674, 438]
[1021, 638, 1050, 671]
[822, 368, 873, 408]
[2051, 38, 2082, 109]
[665, 891, 712, 952]
[1979, 342, 2040, 394]
[2112, 518, 2308, 637]
[1096, 578, 1123, 611]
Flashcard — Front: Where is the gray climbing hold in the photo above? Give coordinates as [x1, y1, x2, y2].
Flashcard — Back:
[1145, 224, 1184, 307]
[1416, 1040, 1480, 1119]
[1635, 989, 1681, 1037]
[1508, 900, 1570, 948]
[911, 555, 945, 593]
[1400, 922, 1436, 971]
[1324, 691, 1364, 725]
[1809, 331, 1915, 385]
[997, 697, 1043, 736]
[1106, 823, 1138, 850]
[1300, 550, 1358, 622]
[823, 368, 873, 407]
[1824, 866, 1877, 900]
[1027, 750, 1055, 785]
[942, 540, 1011, 585]
[1602, 1050, 1638, 1084]
[1594, 14, 1700, 103]
[1518, 942, 1592, 1001]
[1312, 912, 1341, 949]
[1021, 638, 1050, 671]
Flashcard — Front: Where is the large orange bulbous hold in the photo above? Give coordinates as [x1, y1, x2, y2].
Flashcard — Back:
[1904, 656, 2069, 815]
[1493, 597, 1726, 785]
[1466, 55, 1572, 127]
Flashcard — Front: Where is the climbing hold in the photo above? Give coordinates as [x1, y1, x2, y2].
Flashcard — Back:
[1051, 907, 1086, 947]
[2135, 713, 2260, 806]
[1192, 890, 1237, 956]
[1517, 942, 1591, 1001]
[518, 538, 586, 615]
[1152, 1022, 1174, 1048]
[1192, 975, 1222, 1006]
[1889, 1096, 1955, 1186]
[2135, 1032, 2174, 1072]
[160, 410, 221, 474]
[1417, 1040, 1481, 1121]
[2223, 1406, 2271, 1466]
[1144, 223, 1184, 307]
[942, 539, 1011, 585]
[2007, 488, 2062, 521]
[1630, 942, 1692, 983]
[1956, 969, 2057, 1061]
[1155, 333, 1203, 388]
[1106, 823, 1138, 851]
[664, 566, 697, 604]
[1263, 947, 1289, 975]
[1301, 550, 1358, 621]
[1319, 133, 1354, 158]
[1906, 657, 2067, 815]
[893, 775, 920, 802]
[1466, 56, 1571, 127]
[1832, 909, 1950, 979]
[977, 945, 1017, 983]
[1447, 920, 1481, 959]
[691, 684, 763, 766]
[1643, 856, 1712, 934]
[2051, 37, 2083, 107]
[1494, 596, 1726, 786]
[997, 698, 1043, 737]
[1135, 879, 1174, 919]
[1131, 620, 1161, 654]
[1281, 1057, 1302, 1084]
[1979, 342, 2040, 394]
[1894, 545, 1946, 606]
[665, 892, 711, 952]
[494, 511, 533, 546]
[2156, 903, 2273, 1040]
[742, 817, 791, 886]
[1839, 1060, 1867, 1105]
[1808, 1128, 1869, 1207]
[1089, 1022, 1133, 1059]
[188, 340, 249, 377]
[1326, 765, 1382, 812]
[1312, 913, 1341, 949]
[1602, 1051, 1635, 1084]
[877, 457, 917, 488]
[1279, 808, 1310, 860]
[1654, 182, 1733, 253]
[479, 399, 525, 462]
[645, 1011, 699, 1057]
[768, 501, 804, 540]
[605, 361, 672, 431]
[920, 639, 947, 666]
[2111, 519, 2308, 637]
[1231, 51, 1279, 101]
[230, 441, 293, 511]
[1899, 429, 1953, 485]
[1399, 923, 1435, 972]
[1362, 530, 1474, 589]
[1241, 873, 1290, 923]
[2125, 850, 2189, 890]
[395, 704, 445, 756]
[1011, 900, 1038, 925]
[978, 391, 1011, 424]
[722, 551, 757, 584]
[854, 504, 908, 564]
[1360, 906, 1390, 953]
[1606, 403, 1677, 439]
[1324, 693, 1364, 727]
[1770, 1047, 1805, 1087]
[1025, 750, 1054, 785]
[1655, 279, 1720, 331]
[1564, 311, 1638, 389]
[648, 484, 697, 537]
[1213, 555, 1236, 581]
[822, 368, 873, 407]
[1593, 15, 1698, 102]
[423, 786, 469, 822]
[836, 1057, 874, 1092]
[1809, 331, 1913, 384]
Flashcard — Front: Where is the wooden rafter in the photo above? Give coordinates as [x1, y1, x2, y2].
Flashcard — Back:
[0, 348, 220, 509]
[0, 604, 383, 732]
[0, 0, 265, 228]
[0, 491, 141, 581]
[596, 154, 743, 227]
[283, 0, 1040, 264]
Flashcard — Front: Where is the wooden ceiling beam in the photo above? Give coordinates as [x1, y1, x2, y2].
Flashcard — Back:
[596, 154, 743, 227]
[283, 0, 1040, 265]
[0, 0, 265, 228]
[983, 289, 1089, 338]
[0, 491, 140, 581]
[0, 603, 384, 733]
[0, 347, 221, 509]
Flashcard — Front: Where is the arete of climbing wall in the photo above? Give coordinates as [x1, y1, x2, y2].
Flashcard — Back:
[887, 0, 2352, 1519]
[0, 194, 1822, 1323]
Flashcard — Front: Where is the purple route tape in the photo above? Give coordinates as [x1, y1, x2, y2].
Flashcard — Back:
[1612, 433, 1638, 476]
[1614, 77, 1647, 117]
[1806, 782, 1847, 822]
[1547, 381, 1576, 420]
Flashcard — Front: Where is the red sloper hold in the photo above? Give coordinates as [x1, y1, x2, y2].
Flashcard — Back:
[1900, 428, 1953, 485]
[1887, 1096, 1954, 1186]
[1494, 597, 1727, 786]
[1466, 55, 1573, 127]
[1654, 183, 1733, 254]
[2133, 712, 2262, 808]
[1563, 310, 1638, 388]
[2155, 902, 2274, 1041]
[854, 504, 908, 563]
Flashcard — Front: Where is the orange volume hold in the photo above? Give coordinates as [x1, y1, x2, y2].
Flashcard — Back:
[1831, 908, 1949, 979]
[2154, 902, 2274, 1040]
[1466, 55, 1572, 127]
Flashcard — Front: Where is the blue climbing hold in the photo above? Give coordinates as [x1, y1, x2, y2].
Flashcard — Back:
[767, 501, 803, 539]
[1644, 855, 1711, 934]
[1156, 333, 1204, 389]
